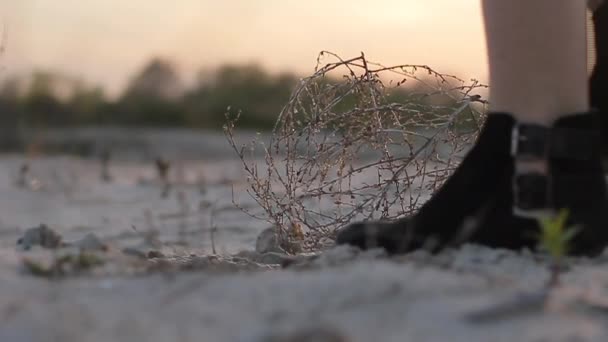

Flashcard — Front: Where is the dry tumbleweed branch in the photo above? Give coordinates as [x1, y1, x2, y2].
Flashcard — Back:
[225, 51, 489, 252]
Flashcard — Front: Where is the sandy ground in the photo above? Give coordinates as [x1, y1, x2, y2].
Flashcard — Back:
[2, 154, 608, 342]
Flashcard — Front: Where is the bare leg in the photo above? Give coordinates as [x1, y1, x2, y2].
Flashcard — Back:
[483, 0, 588, 124]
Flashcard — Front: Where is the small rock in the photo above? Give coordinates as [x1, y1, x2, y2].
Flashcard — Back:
[17, 224, 64, 250]
[255, 227, 284, 254]
[21, 250, 106, 278]
[72, 233, 108, 252]
[147, 250, 165, 259]
[255, 227, 304, 254]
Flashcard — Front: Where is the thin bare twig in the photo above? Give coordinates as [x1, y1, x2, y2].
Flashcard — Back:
[224, 52, 487, 251]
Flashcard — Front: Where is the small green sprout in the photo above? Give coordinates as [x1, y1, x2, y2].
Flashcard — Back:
[537, 208, 579, 259]
[537, 208, 580, 286]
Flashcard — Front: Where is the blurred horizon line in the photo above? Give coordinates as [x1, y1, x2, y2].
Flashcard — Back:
[1, 54, 485, 100]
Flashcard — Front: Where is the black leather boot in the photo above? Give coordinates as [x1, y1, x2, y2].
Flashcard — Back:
[336, 112, 608, 256]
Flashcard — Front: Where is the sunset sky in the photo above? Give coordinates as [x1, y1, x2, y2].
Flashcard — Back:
[1, 1, 488, 96]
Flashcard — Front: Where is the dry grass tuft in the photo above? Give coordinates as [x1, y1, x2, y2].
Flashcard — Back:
[225, 52, 488, 252]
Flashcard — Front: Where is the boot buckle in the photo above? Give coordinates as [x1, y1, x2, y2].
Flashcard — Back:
[510, 124, 549, 160]
[511, 124, 554, 217]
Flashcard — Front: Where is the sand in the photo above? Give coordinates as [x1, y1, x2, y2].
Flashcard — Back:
[2, 154, 608, 342]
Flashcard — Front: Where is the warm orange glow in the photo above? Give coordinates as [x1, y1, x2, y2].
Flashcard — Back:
[1, 1, 488, 96]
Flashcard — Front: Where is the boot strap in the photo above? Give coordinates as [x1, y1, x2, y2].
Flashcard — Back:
[510, 120, 601, 216]
[510, 123, 600, 161]
[513, 172, 600, 214]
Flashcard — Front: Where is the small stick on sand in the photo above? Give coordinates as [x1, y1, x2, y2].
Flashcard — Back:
[155, 157, 171, 198]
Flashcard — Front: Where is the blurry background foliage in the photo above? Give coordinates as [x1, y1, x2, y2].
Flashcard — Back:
[0, 57, 469, 151]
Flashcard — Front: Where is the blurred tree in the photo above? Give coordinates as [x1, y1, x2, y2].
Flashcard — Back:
[0, 77, 24, 149]
[183, 64, 297, 128]
[67, 80, 106, 125]
[117, 58, 184, 126]
[0, 76, 20, 99]
[123, 58, 181, 100]
[22, 72, 65, 126]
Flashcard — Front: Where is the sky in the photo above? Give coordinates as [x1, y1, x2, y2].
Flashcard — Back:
[1, 1, 488, 96]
